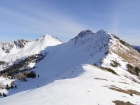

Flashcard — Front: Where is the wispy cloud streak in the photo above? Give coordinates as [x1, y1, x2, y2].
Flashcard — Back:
[0, 1, 88, 42]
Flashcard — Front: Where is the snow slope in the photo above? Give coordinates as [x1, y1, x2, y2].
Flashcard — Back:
[0, 34, 62, 70]
[0, 30, 140, 105]
[0, 64, 140, 105]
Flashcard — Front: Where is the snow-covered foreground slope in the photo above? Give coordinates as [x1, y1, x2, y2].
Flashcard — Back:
[0, 65, 140, 105]
[0, 30, 140, 105]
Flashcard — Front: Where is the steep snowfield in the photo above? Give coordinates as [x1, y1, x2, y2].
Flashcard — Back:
[0, 30, 140, 105]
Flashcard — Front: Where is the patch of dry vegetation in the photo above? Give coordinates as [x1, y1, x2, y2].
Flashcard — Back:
[101, 67, 118, 75]
[94, 78, 108, 81]
[117, 51, 135, 62]
[109, 85, 129, 95]
[17, 73, 27, 81]
[128, 89, 140, 96]
[113, 100, 134, 105]
[124, 75, 140, 84]
[110, 60, 121, 67]
[119, 82, 129, 85]
[111, 46, 140, 69]
[109, 85, 140, 96]
[126, 64, 140, 76]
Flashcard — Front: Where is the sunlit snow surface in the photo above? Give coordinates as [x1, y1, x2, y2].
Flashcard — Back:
[0, 65, 140, 105]
[0, 30, 140, 105]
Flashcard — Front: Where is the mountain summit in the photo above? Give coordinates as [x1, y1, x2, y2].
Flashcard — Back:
[0, 34, 62, 65]
[0, 34, 62, 53]
[1, 30, 140, 76]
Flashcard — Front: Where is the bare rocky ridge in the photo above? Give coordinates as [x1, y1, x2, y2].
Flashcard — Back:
[109, 34, 140, 68]
[0, 39, 28, 53]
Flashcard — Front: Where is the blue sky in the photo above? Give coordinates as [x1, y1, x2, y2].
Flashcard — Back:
[0, 0, 140, 45]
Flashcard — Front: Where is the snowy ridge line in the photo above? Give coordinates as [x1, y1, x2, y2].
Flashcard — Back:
[0, 29, 140, 105]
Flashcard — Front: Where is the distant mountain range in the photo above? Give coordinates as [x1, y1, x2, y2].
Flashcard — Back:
[131, 45, 140, 53]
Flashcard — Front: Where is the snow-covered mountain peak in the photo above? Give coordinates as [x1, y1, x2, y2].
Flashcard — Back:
[1, 29, 140, 105]
[95, 29, 110, 36]
[37, 34, 62, 44]
[77, 30, 94, 37]
[72, 29, 111, 46]
[41, 34, 53, 39]
[74, 29, 111, 41]
[71, 30, 94, 44]
[0, 34, 62, 64]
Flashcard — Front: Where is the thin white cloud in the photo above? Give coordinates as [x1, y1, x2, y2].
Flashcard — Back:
[0, 2, 89, 42]
[1, 0, 140, 45]
[111, 15, 119, 35]
[109, 1, 140, 45]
